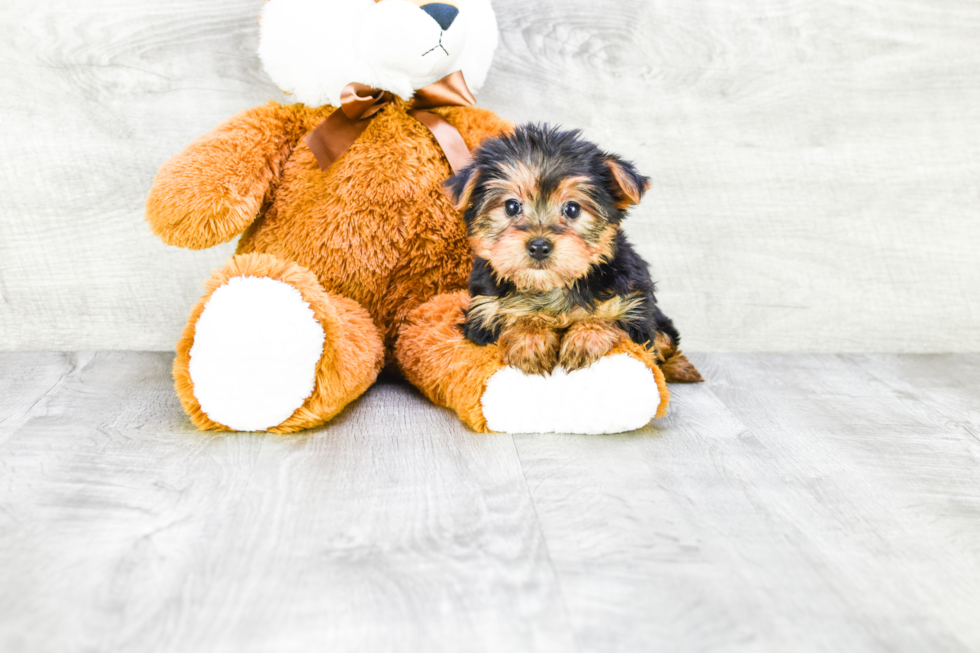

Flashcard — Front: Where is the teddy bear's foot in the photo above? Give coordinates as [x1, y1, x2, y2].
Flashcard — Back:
[396, 292, 669, 434]
[175, 253, 383, 433]
[187, 275, 324, 431]
[481, 353, 666, 435]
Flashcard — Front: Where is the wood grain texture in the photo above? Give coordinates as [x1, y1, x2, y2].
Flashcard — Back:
[2, 352, 979, 651]
[0, 0, 979, 352]
[693, 353, 980, 651]
[850, 354, 980, 442]
[0, 352, 575, 653]
[513, 352, 980, 652]
[0, 352, 77, 443]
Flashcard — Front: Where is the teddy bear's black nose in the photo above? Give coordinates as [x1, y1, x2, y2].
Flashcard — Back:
[420, 3, 459, 30]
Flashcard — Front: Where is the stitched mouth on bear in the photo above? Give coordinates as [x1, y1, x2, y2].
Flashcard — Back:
[422, 31, 450, 58]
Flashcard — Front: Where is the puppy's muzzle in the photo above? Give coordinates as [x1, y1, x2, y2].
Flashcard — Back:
[526, 238, 553, 261]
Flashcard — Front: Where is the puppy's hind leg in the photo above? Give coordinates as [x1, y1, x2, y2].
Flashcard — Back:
[652, 306, 704, 383]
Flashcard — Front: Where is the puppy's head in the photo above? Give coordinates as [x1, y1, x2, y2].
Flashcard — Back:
[446, 124, 650, 292]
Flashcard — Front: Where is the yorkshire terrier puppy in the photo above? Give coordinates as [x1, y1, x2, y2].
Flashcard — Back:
[445, 124, 702, 381]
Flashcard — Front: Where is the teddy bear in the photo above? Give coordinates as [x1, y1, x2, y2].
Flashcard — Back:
[146, 0, 701, 436]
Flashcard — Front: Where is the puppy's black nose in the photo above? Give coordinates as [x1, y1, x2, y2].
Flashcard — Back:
[420, 3, 459, 30]
[526, 238, 553, 261]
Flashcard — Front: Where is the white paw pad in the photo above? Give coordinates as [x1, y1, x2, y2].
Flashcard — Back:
[481, 354, 663, 434]
[189, 276, 325, 432]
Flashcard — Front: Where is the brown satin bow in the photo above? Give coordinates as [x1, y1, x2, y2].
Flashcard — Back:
[304, 70, 476, 174]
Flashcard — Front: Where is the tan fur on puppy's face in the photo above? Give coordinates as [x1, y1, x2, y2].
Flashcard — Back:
[468, 170, 618, 292]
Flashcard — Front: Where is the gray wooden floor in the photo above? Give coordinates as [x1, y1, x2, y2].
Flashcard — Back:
[0, 353, 978, 653]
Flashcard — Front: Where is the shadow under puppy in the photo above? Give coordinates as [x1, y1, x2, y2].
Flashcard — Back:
[445, 124, 702, 382]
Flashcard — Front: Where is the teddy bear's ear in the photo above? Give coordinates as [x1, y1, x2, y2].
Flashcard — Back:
[443, 165, 481, 213]
[604, 157, 651, 210]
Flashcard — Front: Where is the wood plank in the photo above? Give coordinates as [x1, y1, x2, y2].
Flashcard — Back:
[849, 354, 980, 441]
[1, 0, 979, 352]
[0, 352, 575, 653]
[3, 352, 980, 651]
[0, 352, 79, 443]
[513, 353, 980, 652]
[698, 354, 980, 649]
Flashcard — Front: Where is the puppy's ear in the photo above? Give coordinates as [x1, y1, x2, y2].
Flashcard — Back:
[604, 157, 651, 210]
[443, 165, 481, 212]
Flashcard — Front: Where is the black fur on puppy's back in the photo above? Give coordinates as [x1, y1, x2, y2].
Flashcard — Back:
[569, 230, 681, 348]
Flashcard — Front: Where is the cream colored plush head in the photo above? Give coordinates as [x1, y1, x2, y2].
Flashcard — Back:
[259, 0, 498, 106]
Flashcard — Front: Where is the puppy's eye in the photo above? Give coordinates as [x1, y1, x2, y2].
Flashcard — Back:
[505, 199, 522, 217]
[563, 202, 581, 220]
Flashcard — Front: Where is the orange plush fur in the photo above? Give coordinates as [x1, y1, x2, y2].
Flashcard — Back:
[149, 100, 510, 352]
[149, 89, 690, 433]
[147, 0, 697, 434]
[150, 99, 519, 431]
[152, 99, 696, 432]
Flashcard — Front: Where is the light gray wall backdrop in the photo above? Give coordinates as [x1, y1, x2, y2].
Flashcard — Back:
[1, 0, 978, 352]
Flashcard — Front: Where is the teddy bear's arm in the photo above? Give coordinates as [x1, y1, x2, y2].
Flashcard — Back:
[146, 102, 314, 250]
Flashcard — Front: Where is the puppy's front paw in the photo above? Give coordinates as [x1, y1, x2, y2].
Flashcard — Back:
[499, 323, 560, 375]
[560, 320, 626, 371]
